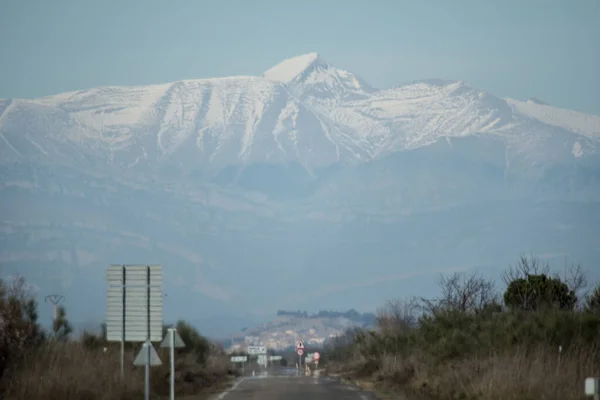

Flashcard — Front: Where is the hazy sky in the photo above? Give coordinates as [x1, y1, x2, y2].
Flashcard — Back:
[1, 0, 598, 114]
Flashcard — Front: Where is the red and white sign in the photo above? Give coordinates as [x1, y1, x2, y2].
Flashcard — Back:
[296, 348, 304, 357]
[296, 340, 305, 350]
[313, 352, 321, 361]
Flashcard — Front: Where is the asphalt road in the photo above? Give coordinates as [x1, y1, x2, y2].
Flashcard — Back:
[212, 368, 379, 400]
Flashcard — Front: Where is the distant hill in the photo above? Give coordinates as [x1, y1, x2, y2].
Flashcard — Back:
[227, 309, 375, 351]
[276, 309, 375, 324]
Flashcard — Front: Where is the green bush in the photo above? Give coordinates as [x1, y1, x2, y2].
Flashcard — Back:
[504, 274, 577, 311]
[0, 275, 46, 381]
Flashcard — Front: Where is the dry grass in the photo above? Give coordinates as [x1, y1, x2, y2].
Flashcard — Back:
[3, 341, 142, 400]
[2, 341, 235, 400]
[449, 346, 600, 400]
[0, 275, 236, 400]
[338, 345, 600, 400]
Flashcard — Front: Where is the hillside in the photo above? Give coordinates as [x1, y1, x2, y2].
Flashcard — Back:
[229, 310, 375, 351]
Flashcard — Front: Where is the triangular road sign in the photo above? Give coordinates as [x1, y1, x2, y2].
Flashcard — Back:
[134, 341, 162, 366]
[160, 328, 186, 348]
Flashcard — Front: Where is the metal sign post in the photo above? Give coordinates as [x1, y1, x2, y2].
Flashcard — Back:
[296, 348, 304, 369]
[133, 340, 162, 400]
[169, 331, 175, 400]
[145, 267, 151, 400]
[231, 355, 248, 375]
[247, 345, 267, 373]
[145, 342, 150, 400]
[248, 346, 267, 367]
[296, 340, 305, 370]
[313, 352, 321, 369]
[161, 328, 186, 400]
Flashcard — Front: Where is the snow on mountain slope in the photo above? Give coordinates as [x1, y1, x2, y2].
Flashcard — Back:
[325, 80, 518, 155]
[264, 53, 320, 83]
[1, 52, 599, 171]
[264, 53, 373, 105]
[0, 77, 357, 168]
[506, 98, 600, 139]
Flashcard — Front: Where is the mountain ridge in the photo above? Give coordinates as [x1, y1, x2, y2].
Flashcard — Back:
[1, 53, 600, 337]
[1, 52, 598, 174]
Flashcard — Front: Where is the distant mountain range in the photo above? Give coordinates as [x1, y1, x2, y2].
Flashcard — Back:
[1, 53, 599, 337]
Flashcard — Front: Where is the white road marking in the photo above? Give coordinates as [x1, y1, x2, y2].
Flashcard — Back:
[213, 377, 246, 400]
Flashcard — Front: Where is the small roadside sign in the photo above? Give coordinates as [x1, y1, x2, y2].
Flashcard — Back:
[257, 354, 268, 367]
[160, 329, 186, 348]
[134, 341, 162, 366]
[296, 348, 304, 357]
[248, 345, 267, 355]
[231, 356, 248, 363]
[313, 352, 321, 361]
[296, 340, 305, 349]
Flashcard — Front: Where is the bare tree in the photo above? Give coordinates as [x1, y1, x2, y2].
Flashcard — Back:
[375, 298, 420, 335]
[560, 262, 588, 306]
[422, 271, 498, 314]
[584, 283, 600, 313]
[503, 255, 551, 283]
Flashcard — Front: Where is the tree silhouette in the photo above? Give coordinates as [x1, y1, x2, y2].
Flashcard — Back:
[585, 284, 600, 314]
[0, 275, 45, 379]
[53, 305, 72, 341]
[174, 320, 210, 364]
[504, 273, 577, 311]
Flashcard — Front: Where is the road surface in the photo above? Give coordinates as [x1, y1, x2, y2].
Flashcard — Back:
[212, 368, 379, 399]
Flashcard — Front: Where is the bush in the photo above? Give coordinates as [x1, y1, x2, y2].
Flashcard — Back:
[0, 274, 235, 399]
[586, 284, 600, 314]
[0, 274, 45, 382]
[325, 256, 600, 400]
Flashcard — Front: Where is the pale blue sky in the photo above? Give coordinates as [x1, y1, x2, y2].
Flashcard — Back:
[1, 0, 598, 114]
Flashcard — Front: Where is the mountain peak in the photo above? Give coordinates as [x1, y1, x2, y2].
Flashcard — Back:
[263, 52, 373, 98]
[263, 52, 328, 83]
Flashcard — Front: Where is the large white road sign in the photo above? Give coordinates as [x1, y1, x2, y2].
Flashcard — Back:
[106, 265, 164, 342]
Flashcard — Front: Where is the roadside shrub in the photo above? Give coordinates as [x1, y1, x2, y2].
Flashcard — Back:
[0, 273, 235, 400]
[325, 256, 600, 400]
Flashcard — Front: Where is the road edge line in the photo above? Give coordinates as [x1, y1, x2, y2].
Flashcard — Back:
[212, 377, 246, 400]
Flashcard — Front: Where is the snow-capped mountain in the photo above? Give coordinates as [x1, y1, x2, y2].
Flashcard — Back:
[1, 52, 598, 174]
[264, 52, 374, 103]
[1, 53, 600, 337]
